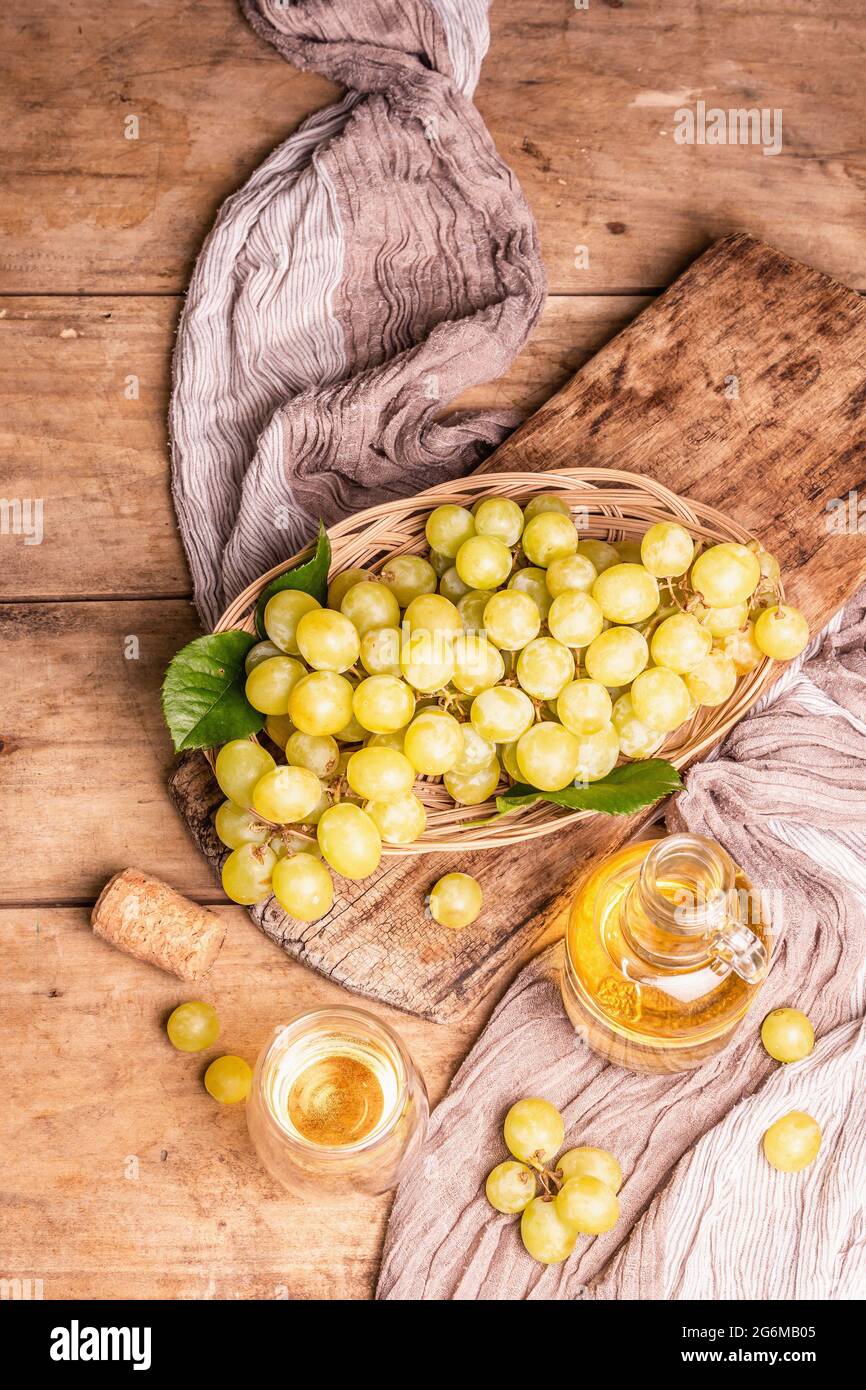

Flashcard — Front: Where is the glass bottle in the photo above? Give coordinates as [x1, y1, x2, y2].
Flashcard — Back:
[561, 833, 770, 1073]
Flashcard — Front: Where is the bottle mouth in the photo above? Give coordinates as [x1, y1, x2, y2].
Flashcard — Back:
[636, 833, 735, 938]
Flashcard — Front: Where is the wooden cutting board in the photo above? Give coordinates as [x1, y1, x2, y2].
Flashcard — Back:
[171, 233, 866, 1022]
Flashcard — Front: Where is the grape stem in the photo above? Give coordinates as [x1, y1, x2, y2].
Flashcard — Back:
[531, 1152, 565, 1200]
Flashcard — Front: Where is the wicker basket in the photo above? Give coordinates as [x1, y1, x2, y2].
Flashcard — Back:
[211, 469, 777, 853]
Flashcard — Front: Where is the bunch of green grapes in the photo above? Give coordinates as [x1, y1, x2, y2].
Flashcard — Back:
[213, 492, 809, 922]
[485, 1098, 623, 1264]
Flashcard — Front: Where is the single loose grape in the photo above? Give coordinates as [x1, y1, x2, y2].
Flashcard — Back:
[558, 1146, 623, 1194]
[640, 521, 695, 578]
[400, 629, 455, 692]
[340, 579, 401, 638]
[504, 1097, 565, 1165]
[763, 1111, 822, 1172]
[317, 803, 382, 878]
[272, 852, 334, 921]
[264, 713, 295, 750]
[557, 679, 613, 736]
[214, 800, 270, 850]
[403, 593, 463, 639]
[215, 739, 276, 808]
[457, 589, 490, 632]
[691, 542, 761, 608]
[555, 1175, 619, 1235]
[453, 724, 497, 775]
[516, 722, 580, 791]
[651, 613, 713, 673]
[221, 842, 277, 905]
[485, 1160, 537, 1214]
[353, 674, 416, 734]
[425, 504, 476, 559]
[545, 552, 598, 597]
[403, 710, 464, 775]
[451, 632, 505, 695]
[327, 567, 370, 610]
[696, 600, 749, 638]
[630, 667, 691, 733]
[286, 731, 340, 780]
[585, 627, 649, 687]
[296, 608, 360, 673]
[166, 1001, 220, 1053]
[346, 746, 415, 800]
[572, 723, 620, 783]
[263, 589, 321, 654]
[244, 639, 283, 674]
[482, 590, 541, 651]
[717, 621, 764, 674]
[522, 511, 579, 567]
[428, 872, 483, 928]
[364, 791, 427, 845]
[455, 534, 512, 590]
[516, 637, 575, 700]
[592, 563, 660, 625]
[379, 554, 437, 607]
[523, 493, 570, 523]
[251, 765, 323, 824]
[245, 656, 305, 715]
[289, 671, 355, 736]
[685, 651, 737, 707]
[359, 626, 402, 676]
[439, 565, 472, 603]
[521, 1197, 577, 1265]
[508, 565, 552, 620]
[578, 538, 621, 574]
[444, 758, 501, 805]
[204, 1055, 252, 1104]
[474, 495, 524, 546]
[611, 692, 664, 759]
[754, 605, 810, 661]
[548, 591, 605, 648]
[470, 686, 534, 743]
[761, 1009, 815, 1064]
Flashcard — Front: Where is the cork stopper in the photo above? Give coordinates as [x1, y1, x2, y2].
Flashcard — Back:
[91, 868, 226, 982]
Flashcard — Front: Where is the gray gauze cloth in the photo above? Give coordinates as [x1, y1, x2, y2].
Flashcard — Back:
[170, 0, 545, 628]
[378, 592, 866, 1300]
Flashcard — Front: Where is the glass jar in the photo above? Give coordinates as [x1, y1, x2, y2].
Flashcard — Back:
[562, 833, 771, 1073]
[247, 1006, 428, 1197]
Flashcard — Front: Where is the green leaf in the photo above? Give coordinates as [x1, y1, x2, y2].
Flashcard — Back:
[161, 630, 263, 752]
[254, 521, 331, 638]
[495, 759, 682, 817]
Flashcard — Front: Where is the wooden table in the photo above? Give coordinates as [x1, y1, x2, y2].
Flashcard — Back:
[2, 0, 864, 1300]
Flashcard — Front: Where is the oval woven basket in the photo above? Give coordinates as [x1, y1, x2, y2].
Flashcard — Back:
[211, 468, 777, 854]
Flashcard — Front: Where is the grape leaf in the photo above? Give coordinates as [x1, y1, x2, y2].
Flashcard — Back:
[254, 521, 331, 638]
[495, 759, 682, 817]
[161, 630, 263, 752]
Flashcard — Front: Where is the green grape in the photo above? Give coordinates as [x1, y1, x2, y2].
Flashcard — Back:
[761, 1008, 814, 1064]
[520, 1197, 577, 1264]
[264, 713, 295, 749]
[523, 493, 570, 523]
[485, 1160, 536, 1214]
[516, 722, 579, 791]
[263, 589, 320, 654]
[557, 679, 612, 736]
[470, 686, 534, 743]
[455, 534, 512, 590]
[508, 565, 552, 620]
[400, 629, 455, 692]
[380, 554, 437, 607]
[439, 565, 472, 603]
[555, 1175, 619, 1235]
[425, 504, 476, 559]
[428, 872, 483, 928]
[364, 790, 427, 845]
[695, 600, 750, 637]
[763, 1111, 821, 1172]
[454, 724, 497, 775]
[691, 542, 761, 607]
[296, 608, 360, 673]
[289, 671, 355, 735]
[482, 590, 540, 650]
[516, 637, 575, 700]
[403, 710, 464, 775]
[215, 800, 270, 850]
[578, 538, 620, 574]
[327, 567, 370, 610]
[251, 765, 323, 823]
[457, 589, 491, 632]
[221, 842, 277, 905]
[270, 830, 322, 859]
[592, 563, 660, 624]
[244, 639, 283, 674]
[573, 724, 620, 782]
[522, 511, 579, 567]
[444, 758, 501, 805]
[548, 592, 605, 648]
[584, 626, 649, 686]
[360, 625, 402, 676]
[750, 542, 782, 587]
[428, 547, 451, 578]
[545, 552, 598, 597]
[304, 788, 332, 826]
[272, 852, 334, 921]
[473, 495, 524, 546]
[166, 1001, 220, 1053]
[611, 692, 664, 759]
[640, 520, 695, 577]
[340, 579, 401, 636]
[651, 613, 712, 673]
[630, 667, 691, 733]
[204, 1055, 252, 1104]
[557, 1146, 623, 1194]
[504, 1097, 564, 1164]
[215, 739, 276, 808]
[285, 731, 340, 780]
[403, 593, 463, 639]
[335, 710, 367, 743]
[244, 655, 304, 715]
[353, 674, 416, 733]
[346, 746, 415, 800]
[615, 539, 643, 565]
[449, 636, 502, 699]
[685, 651, 737, 707]
[753, 604, 809, 660]
[501, 740, 521, 780]
[716, 621, 764, 674]
[366, 730, 405, 753]
[317, 803, 382, 879]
